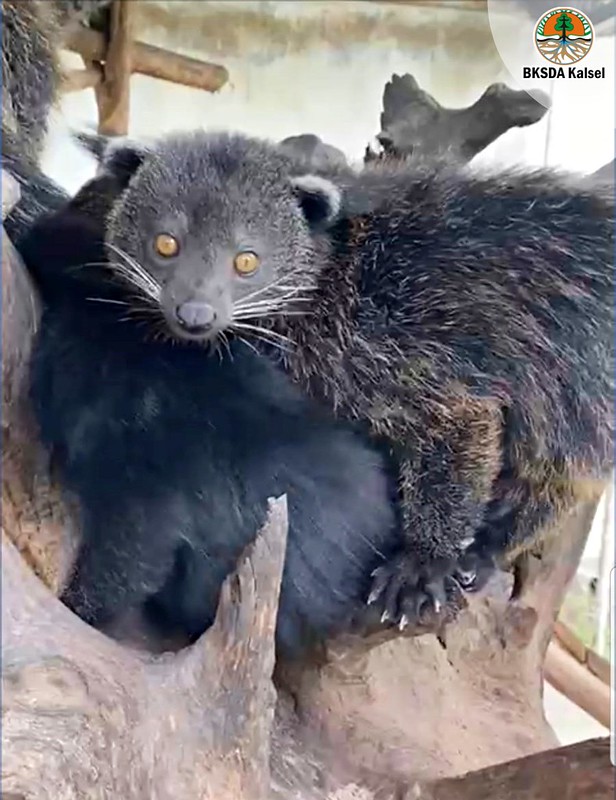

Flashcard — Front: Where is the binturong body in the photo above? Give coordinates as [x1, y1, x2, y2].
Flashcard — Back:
[85, 131, 614, 626]
[1, 0, 111, 243]
[1, 0, 67, 242]
[19, 154, 403, 657]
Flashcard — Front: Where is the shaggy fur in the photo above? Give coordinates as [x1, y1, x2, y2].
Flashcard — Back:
[1, 1, 112, 243]
[19, 170, 402, 657]
[94, 131, 614, 624]
[1, 0, 68, 242]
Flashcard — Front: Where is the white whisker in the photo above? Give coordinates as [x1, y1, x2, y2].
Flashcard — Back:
[232, 309, 309, 322]
[233, 293, 313, 311]
[230, 321, 294, 349]
[218, 330, 233, 362]
[230, 327, 289, 356]
[105, 242, 162, 301]
[85, 297, 130, 306]
[235, 268, 313, 304]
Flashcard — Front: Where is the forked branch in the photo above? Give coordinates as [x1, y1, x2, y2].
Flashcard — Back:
[1, 496, 288, 800]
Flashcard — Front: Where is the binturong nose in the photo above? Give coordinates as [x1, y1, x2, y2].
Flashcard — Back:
[175, 300, 217, 333]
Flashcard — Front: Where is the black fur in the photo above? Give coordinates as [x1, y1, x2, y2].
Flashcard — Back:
[19, 181, 401, 657]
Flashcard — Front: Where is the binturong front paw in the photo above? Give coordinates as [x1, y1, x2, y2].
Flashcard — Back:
[368, 547, 496, 630]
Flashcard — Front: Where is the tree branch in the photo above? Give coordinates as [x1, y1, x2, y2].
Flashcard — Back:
[366, 74, 550, 163]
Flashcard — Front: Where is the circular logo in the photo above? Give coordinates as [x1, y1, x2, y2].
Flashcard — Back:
[535, 7, 594, 64]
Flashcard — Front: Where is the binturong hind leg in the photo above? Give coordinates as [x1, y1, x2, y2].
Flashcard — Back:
[368, 397, 503, 627]
[60, 500, 181, 631]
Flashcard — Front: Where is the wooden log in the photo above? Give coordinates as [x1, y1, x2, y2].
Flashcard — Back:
[413, 737, 614, 800]
[61, 65, 103, 93]
[366, 73, 550, 164]
[544, 641, 610, 729]
[588, 648, 611, 686]
[553, 620, 611, 686]
[90, 0, 133, 137]
[553, 619, 587, 662]
[63, 22, 229, 94]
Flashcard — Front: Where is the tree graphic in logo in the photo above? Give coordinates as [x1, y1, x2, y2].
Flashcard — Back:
[535, 7, 594, 64]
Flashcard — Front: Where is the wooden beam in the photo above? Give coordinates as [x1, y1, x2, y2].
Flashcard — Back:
[61, 66, 103, 94]
[64, 23, 228, 95]
[544, 640, 610, 729]
[417, 738, 614, 800]
[89, 0, 133, 137]
[553, 620, 611, 686]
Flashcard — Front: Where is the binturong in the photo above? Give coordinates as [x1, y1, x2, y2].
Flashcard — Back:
[18, 136, 405, 658]
[86, 129, 614, 628]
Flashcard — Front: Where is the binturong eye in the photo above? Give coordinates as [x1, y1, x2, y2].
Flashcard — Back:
[233, 251, 260, 277]
[154, 233, 180, 258]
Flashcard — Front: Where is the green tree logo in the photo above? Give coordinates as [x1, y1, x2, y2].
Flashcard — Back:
[535, 7, 594, 64]
[555, 12, 574, 40]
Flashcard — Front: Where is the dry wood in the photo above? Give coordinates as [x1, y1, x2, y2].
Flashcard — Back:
[412, 737, 614, 800]
[272, 498, 600, 793]
[545, 641, 610, 729]
[88, 0, 133, 137]
[554, 619, 588, 662]
[61, 65, 103, 93]
[588, 648, 611, 686]
[366, 73, 550, 164]
[63, 21, 229, 94]
[2, 494, 287, 799]
[554, 620, 611, 686]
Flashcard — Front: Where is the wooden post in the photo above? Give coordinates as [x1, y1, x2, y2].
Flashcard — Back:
[89, 0, 134, 137]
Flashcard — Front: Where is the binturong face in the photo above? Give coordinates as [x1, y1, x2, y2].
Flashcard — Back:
[98, 131, 342, 345]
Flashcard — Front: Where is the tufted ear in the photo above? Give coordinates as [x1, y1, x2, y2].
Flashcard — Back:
[290, 174, 342, 230]
[73, 130, 150, 187]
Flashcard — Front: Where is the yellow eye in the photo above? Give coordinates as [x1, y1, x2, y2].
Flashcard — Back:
[233, 251, 260, 276]
[154, 233, 180, 258]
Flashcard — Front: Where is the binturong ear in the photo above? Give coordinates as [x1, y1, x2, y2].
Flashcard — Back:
[73, 130, 151, 187]
[290, 174, 342, 230]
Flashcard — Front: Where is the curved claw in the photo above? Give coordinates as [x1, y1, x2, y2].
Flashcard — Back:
[453, 568, 478, 591]
[367, 551, 484, 629]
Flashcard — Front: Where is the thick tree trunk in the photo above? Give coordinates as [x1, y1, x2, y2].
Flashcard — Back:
[2, 497, 287, 799]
